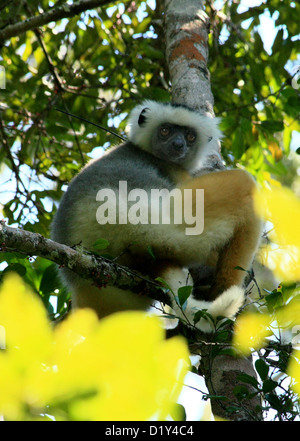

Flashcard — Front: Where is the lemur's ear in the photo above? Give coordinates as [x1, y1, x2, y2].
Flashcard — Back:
[138, 107, 149, 126]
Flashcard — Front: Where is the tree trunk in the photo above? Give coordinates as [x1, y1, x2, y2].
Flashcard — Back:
[163, 0, 262, 421]
[164, 0, 214, 115]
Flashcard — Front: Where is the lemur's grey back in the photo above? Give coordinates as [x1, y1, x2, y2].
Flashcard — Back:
[51, 141, 175, 247]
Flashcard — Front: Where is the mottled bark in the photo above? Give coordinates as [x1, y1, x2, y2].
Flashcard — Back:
[164, 0, 214, 115]
[163, 0, 262, 421]
[0, 221, 170, 306]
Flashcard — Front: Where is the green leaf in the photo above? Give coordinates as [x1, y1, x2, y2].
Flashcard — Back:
[170, 403, 186, 421]
[265, 291, 284, 312]
[262, 379, 278, 394]
[155, 277, 172, 293]
[219, 116, 236, 131]
[271, 29, 284, 54]
[177, 286, 192, 307]
[147, 246, 156, 261]
[2, 263, 27, 278]
[237, 373, 259, 389]
[233, 385, 250, 401]
[231, 126, 245, 158]
[193, 309, 213, 326]
[234, 265, 247, 272]
[260, 120, 284, 132]
[93, 239, 110, 251]
[265, 393, 283, 412]
[39, 264, 59, 296]
[255, 359, 269, 381]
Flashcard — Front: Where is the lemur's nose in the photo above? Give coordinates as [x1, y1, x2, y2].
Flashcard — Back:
[172, 136, 185, 151]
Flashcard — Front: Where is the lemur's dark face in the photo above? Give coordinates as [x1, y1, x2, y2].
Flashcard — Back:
[151, 123, 197, 164]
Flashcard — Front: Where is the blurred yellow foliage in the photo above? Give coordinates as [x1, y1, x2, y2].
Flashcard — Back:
[233, 184, 300, 400]
[267, 142, 283, 162]
[275, 300, 300, 329]
[233, 313, 272, 356]
[254, 185, 300, 281]
[288, 351, 300, 397]
[0, 274, 190, 421]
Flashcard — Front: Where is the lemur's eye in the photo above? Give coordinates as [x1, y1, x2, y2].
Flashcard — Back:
[186, 132, 196, 143]
[160, 126, 170, 137]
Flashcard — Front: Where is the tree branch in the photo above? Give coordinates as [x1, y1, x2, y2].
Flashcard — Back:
[0, 221, 171, 306]
[0, 0, 129, 45]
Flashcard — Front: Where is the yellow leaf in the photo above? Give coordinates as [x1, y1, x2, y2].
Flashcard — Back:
[22, 37, 32, 61]
[254, 186, 300, 247]
[34, 47, 44, 66]
[261, 172, 282, 187]
[233, 313, 272, 356]
[276, 299, 300, 328]
[67, 312, 190, 421]
[254, 186, 300, 281]
[0, 274, 54, 419]
[0, 275, 190, 420]
[287, 351, 300, 398]
[258, 244, 300, 282]
[268, 142, 283, 161]
[0, 273, 52, 361]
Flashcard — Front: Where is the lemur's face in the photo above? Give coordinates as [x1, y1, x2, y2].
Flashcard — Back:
[151, 123, 197, 164]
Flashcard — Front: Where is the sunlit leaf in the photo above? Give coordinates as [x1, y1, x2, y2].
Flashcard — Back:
[0, 274, 190, 421]
[287, 351, 300, 398]
[254, 186, 300, 281]
[233, 313, 272, 355]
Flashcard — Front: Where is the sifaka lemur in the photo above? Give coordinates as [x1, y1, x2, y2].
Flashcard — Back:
[51, 100, 262, 332]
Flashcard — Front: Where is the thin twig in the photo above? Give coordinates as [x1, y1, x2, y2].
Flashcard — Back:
[0, 0, 130, 44]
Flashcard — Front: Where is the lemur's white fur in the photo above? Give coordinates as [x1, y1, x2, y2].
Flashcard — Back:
[127, 100, 222, 173]
[160, 267, 245, 333]
[183, 286, 245, 333]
